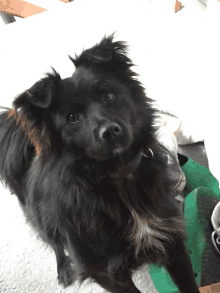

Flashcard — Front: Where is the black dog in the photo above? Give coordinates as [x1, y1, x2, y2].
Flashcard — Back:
[0, 35, 199, 293]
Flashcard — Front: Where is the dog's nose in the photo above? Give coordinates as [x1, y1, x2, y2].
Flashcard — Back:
[99, 123, 121, 140]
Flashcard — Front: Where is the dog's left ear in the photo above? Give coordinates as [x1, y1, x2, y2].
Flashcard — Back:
[69, 35, 117, 67]
[69, 34, 133, 74]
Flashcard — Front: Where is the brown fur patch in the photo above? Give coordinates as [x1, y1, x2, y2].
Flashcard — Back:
[8, 108, 16, 119]
[8, 108, 50, 157]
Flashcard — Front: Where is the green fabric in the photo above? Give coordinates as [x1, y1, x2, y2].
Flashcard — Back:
[149, 157, 220, 293]
[181, 157, 220, 200]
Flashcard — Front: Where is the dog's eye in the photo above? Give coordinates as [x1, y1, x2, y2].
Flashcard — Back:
[69, 113, 79, 123]
[103, 93, 115, 103]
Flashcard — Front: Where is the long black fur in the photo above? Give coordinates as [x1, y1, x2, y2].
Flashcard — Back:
[0, 35, 199, 293]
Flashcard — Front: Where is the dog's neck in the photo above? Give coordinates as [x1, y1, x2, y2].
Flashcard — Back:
[109, 150, 144, 180]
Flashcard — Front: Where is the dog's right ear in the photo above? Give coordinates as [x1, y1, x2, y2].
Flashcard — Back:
[7, 69, 61, 157]
[13, 68, 61, 110]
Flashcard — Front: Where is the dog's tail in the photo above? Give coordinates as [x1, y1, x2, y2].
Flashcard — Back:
[0, 107, 34, 204]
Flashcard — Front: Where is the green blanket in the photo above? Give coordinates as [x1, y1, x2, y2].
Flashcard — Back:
[149, 157, 220, 293]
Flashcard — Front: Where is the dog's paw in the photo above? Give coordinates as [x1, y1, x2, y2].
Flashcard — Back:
[58, 258, 75, 287]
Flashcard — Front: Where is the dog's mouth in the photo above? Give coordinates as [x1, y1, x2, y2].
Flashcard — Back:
[90, 141, 132, 161]
[108, 143, 133, 160]
[112, 146, 125, 155]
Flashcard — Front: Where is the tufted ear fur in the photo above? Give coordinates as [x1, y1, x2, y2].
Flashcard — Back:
[68, 34, 134, 73]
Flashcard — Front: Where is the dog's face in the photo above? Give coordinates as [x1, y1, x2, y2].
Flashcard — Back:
[12, 36, 155, 162]
[54, 67, 136, 160]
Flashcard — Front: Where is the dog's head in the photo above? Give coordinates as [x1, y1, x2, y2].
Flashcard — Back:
[10, 35, 156, 164]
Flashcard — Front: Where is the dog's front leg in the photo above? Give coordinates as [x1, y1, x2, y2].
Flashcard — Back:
[164, 241, 200, 293]
[92, 268, 142, 293]
[50, 240, 75, 287]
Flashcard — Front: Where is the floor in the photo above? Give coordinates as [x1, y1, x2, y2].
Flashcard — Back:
[178, 142, 208, 169]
